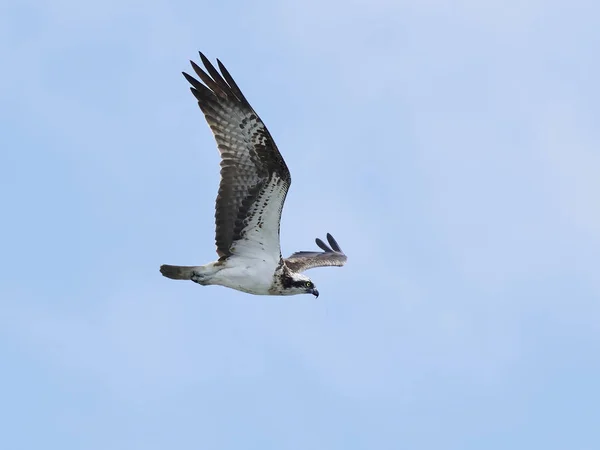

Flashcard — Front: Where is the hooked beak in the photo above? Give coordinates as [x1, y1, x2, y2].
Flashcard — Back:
[311, 288, 319, 298]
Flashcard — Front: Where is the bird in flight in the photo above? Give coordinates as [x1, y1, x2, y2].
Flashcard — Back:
[160, 52, 347, 297]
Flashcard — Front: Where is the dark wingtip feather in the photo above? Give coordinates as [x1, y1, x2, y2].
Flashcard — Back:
[182, 72, 211, 102]
[190, 59, 202, 72]
[198, 52, 215, 79]
[182, 71, 202, 90]
[200, 53, 228, 86]
[315, 238, 332, 252]
[199, 51, 212, 69]
[187, 59, 227, 97]
[216, 58, 248, 103]
[188, 87, 201, 101]
[190, 60, 209, 82]
[326, 233, 342, 252]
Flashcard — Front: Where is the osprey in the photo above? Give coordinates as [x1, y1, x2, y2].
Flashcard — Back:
[160, 52, 347, 297]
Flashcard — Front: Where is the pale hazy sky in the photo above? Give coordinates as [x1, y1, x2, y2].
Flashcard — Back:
[1, 0, 599, 449]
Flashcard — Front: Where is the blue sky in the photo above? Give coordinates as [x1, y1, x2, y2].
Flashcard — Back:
[1, 0, 599, 448]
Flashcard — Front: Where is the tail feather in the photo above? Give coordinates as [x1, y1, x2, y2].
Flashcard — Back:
[160, 264, 198, 280]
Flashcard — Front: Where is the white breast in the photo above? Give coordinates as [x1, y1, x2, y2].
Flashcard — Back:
[210, 256, 278, 295]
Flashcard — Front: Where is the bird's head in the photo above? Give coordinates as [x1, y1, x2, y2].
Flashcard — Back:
[282, 272, 319, 297]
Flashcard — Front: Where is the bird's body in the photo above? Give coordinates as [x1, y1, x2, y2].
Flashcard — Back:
[190, 258, 279, 295]
[160, 52, 347, 297]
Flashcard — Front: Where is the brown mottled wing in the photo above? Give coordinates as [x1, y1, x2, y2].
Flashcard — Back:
[183, 52, 291, 260]
[284, 233, 348, 273]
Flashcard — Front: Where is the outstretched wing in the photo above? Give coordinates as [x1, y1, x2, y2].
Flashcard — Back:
[183, 52, 291, 262]
[284, 233, 347, 273]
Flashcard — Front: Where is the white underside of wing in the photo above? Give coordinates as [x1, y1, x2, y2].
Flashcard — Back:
[228, 175, 288, 266]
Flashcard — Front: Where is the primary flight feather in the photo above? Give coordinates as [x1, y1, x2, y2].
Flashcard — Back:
[160, 52, 347, 297]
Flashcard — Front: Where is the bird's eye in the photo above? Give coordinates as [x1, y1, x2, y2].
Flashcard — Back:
[305, 281, 312, 288]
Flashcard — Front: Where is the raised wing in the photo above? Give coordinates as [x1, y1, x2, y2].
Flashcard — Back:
[183, 52, 291, 262]
[284, 233, 348, 273]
